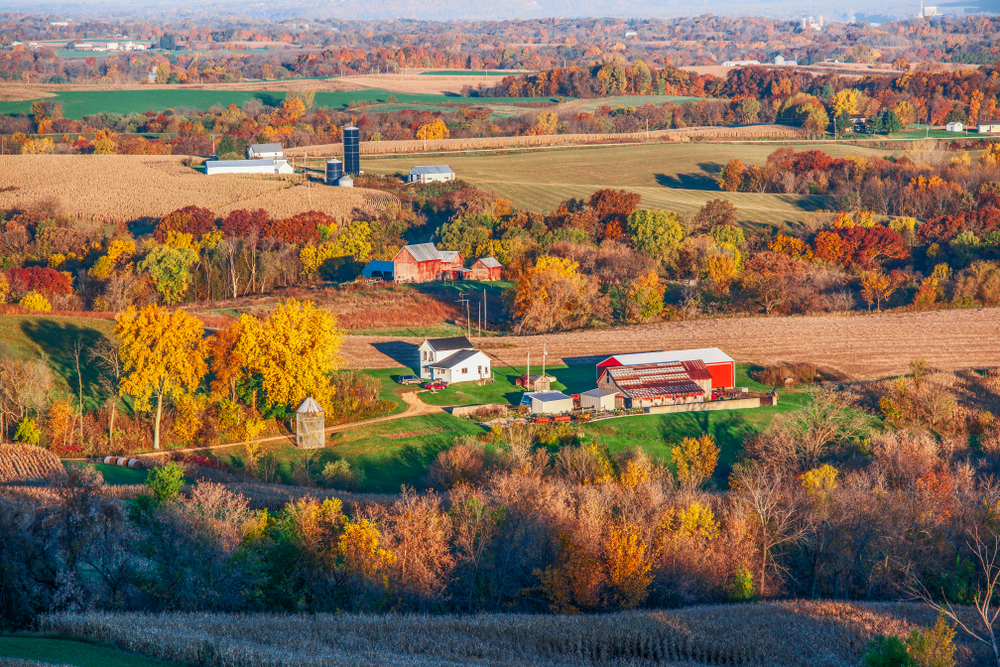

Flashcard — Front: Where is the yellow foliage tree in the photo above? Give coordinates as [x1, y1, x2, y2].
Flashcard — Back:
[671, 434, 719, 488]
[832, 89, 861, 116]
[88, 239, 136, 281]
[234, 298, 343, 409]
[604, 523, 655, 610]
[116, 305, 209, 450]
[0, 273, 9, 303]
[299, 222, 373, 278]
[19, 291, 51, 312]
[416, 119, 450, 141]
[339, 518, 396, 581]
[626, 270, 665, 322]
[511, 255, 604, 333]
[861, 267, 894, 311]
[674, 501, 720, 540]
[92, 129, 116, 155]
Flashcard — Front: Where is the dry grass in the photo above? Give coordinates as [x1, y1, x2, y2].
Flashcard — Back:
[341, 307, 1000, 382]
[0, 445, 64, 483]
[0, 155, 394, 225]
[37, 601, 988, 666]
[285, 125, 805, 158]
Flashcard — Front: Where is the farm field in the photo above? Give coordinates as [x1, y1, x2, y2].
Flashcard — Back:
[340, 306, 1000, 382]
[0, 635, 181, 667]
[358, 140, 892, 222]
[0, 155, 393, 225]
[0, 87, 560, 118]
[37, 601, 994, 666]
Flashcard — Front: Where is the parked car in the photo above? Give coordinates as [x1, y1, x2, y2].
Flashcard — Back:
[423, 382, 447, 391]
[397, 374, 421, 385]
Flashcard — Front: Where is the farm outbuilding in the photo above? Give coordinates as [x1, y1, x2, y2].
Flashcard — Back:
[946, 122, 964, 132]
[393, 243, 444, 283]
[598, 361, 711, 409]
[295, 397, 325, 449]
[409, 165, 455, 184]
[204, 159, 293, 176]
[469, 257, 502, 281]
[596, 348, 735, 390]
[979, 121, 1000, 134]
[516, 374, 552, 392]
[361, 260, 395, 281]
[580, 387, 618, 411]
[419, 336, 475, 380]
[439, 250, 467, 280]
[524, 391, 574, 415]
[248, 143, 284, 159]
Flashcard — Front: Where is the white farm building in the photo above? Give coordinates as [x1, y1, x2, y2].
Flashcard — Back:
[946, 122, 964, 132]
[408, 165, 455, 184]
[523, 391, 574, 415]
[247, 143, 284, 159]
[418, 336, 490, 383]
[204, 159, 294, 176]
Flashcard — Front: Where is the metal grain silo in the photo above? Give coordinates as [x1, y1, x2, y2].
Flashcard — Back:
[343, 126, 359, 175]
[325, 158, 344, 185]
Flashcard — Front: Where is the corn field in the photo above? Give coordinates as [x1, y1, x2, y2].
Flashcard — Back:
[284, 124, 805, 158]
[0, 444, 64, 483]
[39, 601, 981, 667]
[0, 155, 394, 224]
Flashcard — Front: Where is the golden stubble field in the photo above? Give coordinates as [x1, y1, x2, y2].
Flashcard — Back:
[342, 307, 1000, 381]
[0, 155, 395, 224]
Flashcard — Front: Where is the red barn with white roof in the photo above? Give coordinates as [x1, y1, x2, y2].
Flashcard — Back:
[595, 347, 736, 390]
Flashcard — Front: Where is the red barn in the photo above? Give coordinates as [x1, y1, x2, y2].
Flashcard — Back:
[469, 257, 502, 281]
[392, 243, 443, 283]
[596, 348, 736, 390]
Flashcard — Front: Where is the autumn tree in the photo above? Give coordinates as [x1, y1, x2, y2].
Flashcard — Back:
[717, 159, 745, 192]
[861, 267, 894, 311]
[626, 209, 685, 264]
[116, 305, 209, 450]
[234, 298, 343, 410]
[140, 245, 198, 304]
[511, 256, 609, 333]
[625, 270, 665, 322]
[692, 199, 738, 232]
[671, 434, 719, 489]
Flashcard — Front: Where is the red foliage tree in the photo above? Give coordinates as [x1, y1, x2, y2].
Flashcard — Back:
[221, 209, 271, 239]
[588, 189, 641, 222]
[258, 211, 335, 245]
[6, 266, 73, 295]
[792, 150, 832, 174]
[839, 226, 909, 268]
[153, 206, 218, 242]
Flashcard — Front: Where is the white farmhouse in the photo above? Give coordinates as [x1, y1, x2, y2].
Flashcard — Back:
[418, 336, 490, 383]
[204, 159, 294, 175]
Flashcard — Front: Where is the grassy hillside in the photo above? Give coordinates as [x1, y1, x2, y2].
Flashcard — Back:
[0, 314, 115, 411]
[0, 635, 180, 667]
[360, 141, 894, 227]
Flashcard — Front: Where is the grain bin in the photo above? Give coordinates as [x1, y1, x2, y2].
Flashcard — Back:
[343, 126, 359, 175]
[325, 158, 344, 185]
[295, 397, 325, 449]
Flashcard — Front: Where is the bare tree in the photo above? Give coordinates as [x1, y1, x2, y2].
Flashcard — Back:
[0, 356, 53, 443]
[89, 340, 123, 448]
[72, 338, 85, 444]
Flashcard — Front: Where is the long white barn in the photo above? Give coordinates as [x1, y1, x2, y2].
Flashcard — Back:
[204, 159, 294, 176]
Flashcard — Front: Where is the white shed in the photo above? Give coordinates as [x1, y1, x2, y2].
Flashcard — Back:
[248, 143, 284, 159]
[204, 159, 294, 175]
[978, 121, 1000, 134]
[525, 391, 573, 415]
[426, 349, 492, 384]
[409, 165, 455, 184]
[580, 387, 618, 411]
[295, 397, 325, 449]
[946, 122, 964, 132]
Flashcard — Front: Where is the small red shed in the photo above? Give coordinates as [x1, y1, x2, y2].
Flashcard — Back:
[469, 257, 502, 281]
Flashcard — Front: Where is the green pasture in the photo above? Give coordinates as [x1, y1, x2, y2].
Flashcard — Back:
[0, 635, 180, 667]
[64, 461, 150, 485]
[0, 89, 562, 119]
[360, 141, 896, 229]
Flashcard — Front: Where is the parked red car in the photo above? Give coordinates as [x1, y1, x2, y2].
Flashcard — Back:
[423, 382, 447, 391]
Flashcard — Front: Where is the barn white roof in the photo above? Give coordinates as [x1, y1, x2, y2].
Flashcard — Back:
[476, 257, 502, 268]
[409, 165, 454, 175]
[402, 243, 442, 262]
[250, 143, 283, 152]
[600, 347, 734, 366]
[530, 391, 572, 402]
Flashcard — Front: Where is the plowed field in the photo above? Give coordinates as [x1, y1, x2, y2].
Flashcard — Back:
[341, 308, 1000, 381]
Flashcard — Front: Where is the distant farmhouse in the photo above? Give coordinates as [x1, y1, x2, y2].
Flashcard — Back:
[979, 120, 1000, 134]
[418, 336, 491, 384]
[408, 165, 455, 184]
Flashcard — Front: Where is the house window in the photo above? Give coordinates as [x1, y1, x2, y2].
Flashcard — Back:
[477, 365, 482, 376]
[461, 367, 468, 374]
[422, 351, 428, 361]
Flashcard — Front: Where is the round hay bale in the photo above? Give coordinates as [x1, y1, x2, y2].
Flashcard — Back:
[126, 459, 143, 469]
[103, 455, 117, 465]
[116, 457, 129, 466]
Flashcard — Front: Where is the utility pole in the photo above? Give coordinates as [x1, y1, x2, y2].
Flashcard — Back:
[478, 301, 481, 338]
[542, 342, 547, 379]
[483, 287, 487, 333]
[526, 351, 530, 390]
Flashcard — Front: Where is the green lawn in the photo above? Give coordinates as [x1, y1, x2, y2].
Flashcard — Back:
[0, 635, 180, 667]
[64, 461, 149, 485]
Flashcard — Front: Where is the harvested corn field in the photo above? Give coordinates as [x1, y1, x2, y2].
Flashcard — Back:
[0, 444, 64, 483]
[38, 601, 990, 667]
[0, 155, 394, 224]
[342, 307, 1000, 381]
